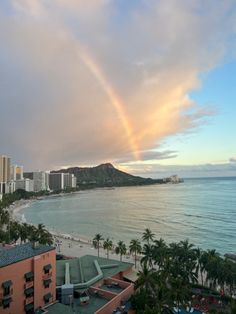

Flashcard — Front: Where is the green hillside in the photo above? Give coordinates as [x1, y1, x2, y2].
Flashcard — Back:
[53, 163, 163, 187]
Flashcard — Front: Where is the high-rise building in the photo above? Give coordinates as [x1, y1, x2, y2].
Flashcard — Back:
[63, 173, 77, 189]
[10, 165, 24, 181]
[72, 175, 77, 188]
[0, 154, 11, 194]
[23, 172, 33, 180]
[33, 172, 49, 192]
[15, 179, 34, 192]
[49, 173, 64, 191]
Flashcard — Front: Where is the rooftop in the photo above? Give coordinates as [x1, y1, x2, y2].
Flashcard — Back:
[0, 243, 55, 268]
[56, 255, 133, 287]
[45, 302, 74, 314]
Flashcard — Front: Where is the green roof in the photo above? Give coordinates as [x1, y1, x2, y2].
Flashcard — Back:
[46, 303, 74, 314]
[56, 255, 133, 287]
[0, 243, 55, 268]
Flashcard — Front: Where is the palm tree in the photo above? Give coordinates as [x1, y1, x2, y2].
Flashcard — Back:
[115, 240, 127, 261]
[8, 221, 20, 243]
[136, 264, 157, 294]
[130, 239, 142, 268]
[37, 224, 53, 245]
[18, 223, 29, 244]
[93, 233, 103, 257]
[153, 238, 167, 269]
[204, 249, 220, 288]
[141, 243, 154, 270]
[27, 225, 40, 247]
[170, 275, 190, 312]
[103, 238, 113, 259]
[142, 228, 155, 245]
[0, 210, 10, 226]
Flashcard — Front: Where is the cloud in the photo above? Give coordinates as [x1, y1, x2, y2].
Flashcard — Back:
[0, 0, 236, 169]
[116, 150, 178, 163]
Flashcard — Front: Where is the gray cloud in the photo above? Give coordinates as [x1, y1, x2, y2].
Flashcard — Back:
[116, 150, 178, 163]
[0, 1, 236, 170]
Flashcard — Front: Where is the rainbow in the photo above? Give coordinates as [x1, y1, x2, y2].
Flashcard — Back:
[76, 46, 140, 160]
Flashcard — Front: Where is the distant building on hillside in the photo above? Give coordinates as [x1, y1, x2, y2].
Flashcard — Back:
[163, 175, 184, 184]
[0, 243, 56, 314]
[49, 173, 64, 191]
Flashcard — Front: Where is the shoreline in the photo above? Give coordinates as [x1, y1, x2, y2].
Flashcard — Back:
[9, 198, 139, 266]
[9, 199, 38, 222]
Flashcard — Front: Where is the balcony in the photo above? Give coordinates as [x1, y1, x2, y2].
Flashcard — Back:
[25, 296, 34, 305]
[25, 281, 34, 289]
[42, 272, 52, 280]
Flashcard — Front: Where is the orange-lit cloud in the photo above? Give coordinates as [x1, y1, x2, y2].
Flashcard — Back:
[0, 0, 236, 169]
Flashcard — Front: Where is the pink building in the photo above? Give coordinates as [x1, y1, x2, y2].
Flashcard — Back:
[0, 243, 56, 314]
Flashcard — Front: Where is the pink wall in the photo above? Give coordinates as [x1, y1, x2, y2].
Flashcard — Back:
[89, 287, 117, 300]
[105, 277, 130, 289]
[94, 282, 134, 314]
[34, 249, 56, 309]
[0, 248, 56, 314]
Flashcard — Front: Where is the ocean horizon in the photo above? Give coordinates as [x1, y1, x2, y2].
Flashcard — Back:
[19, 176, 236, 255]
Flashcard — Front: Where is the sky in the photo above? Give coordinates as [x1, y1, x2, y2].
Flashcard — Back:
[0, 0, 236, 178]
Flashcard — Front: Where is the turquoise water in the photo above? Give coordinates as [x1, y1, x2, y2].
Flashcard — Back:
[21, 177, 236, 254]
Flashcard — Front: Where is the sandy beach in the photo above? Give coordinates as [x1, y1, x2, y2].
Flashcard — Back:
[9, 199, 38, 222]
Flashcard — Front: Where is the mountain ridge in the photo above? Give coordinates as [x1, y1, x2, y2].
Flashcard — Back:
[52, 162, 163, 187]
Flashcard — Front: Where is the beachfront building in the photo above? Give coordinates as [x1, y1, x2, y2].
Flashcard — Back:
[15, 178, 34, 192]
[33, 171, 49, 192]
[0, 154, 11, 195]
[0, 242, 56, 314]
[56, 255, 135, 314]
[10, 165, 24, 181]
[49, 173, 64, 191]
[63, 173, 77, 189]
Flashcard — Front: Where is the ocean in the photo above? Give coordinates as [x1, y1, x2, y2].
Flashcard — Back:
[20, 177, 236, 254]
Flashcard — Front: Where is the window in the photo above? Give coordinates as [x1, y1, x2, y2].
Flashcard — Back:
[25, 272, 34, 282]
[43, 279, 52, 288]
[2, 280, 12, 296]
[25, 302, 34, 314]
[44, 292, 52, 304]
[2, 297, 12, 309]
[25, 287, 34, 298]
[43, 264, 52, 274]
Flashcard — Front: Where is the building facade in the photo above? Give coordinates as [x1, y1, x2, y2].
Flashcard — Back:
[49, 173, 64, 191]
[10, 165, 24, 181]
[15, 179, 34, 192]
[0, 155, 11, 194]
[0, 243, 56, 314]
[33, 172, 49, 192]
[63, 174, 77, 189]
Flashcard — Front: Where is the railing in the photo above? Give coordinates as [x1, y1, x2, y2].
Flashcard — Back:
[25, 296, 34, 305]
[25, 281, 34, 289]
[42, 272, 52, 280]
